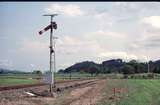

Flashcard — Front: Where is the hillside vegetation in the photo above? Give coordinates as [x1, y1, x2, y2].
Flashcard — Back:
[59, 59, 160, 75]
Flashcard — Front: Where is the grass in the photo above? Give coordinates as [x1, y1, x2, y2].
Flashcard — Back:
[0, 73, 94, 86]
[0, 78, 39, 86]
[0, 74, 42, 79]
[0, 74, 42, 86]
[55, 73, 96, 80]
[98, 79, 160, 105]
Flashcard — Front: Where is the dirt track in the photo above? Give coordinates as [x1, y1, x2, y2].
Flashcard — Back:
[52, 79, 106, 105]
[0, 79, 106, 105]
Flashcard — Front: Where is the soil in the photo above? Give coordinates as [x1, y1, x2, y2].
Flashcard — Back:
[0, 79, 106, 105]
[53, 79, 106, 105]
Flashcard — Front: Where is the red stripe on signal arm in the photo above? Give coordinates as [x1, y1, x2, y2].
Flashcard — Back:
[39, 31, 43, 35]
[38, 22, 57, 35]
[44, 24, 52, 31]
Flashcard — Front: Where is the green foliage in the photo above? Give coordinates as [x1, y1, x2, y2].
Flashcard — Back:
[55, 72, 96, 80]
[124, 73, 160, 79]
[32, 70, 42, 75]
[122, 64, 135, 74]
[60, 59, 160, 75]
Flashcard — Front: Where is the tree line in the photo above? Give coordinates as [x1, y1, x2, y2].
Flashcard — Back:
[59, 59, 160, 75]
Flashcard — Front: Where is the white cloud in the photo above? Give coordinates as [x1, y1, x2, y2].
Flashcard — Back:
[94, 12, 108, 20]
[142, 16, 160, 28]
[114, 2, 138, 9]
[0, 59, 13, 68]
[84, 30, 128, 52]
[59, 63, 72, 69]
[140, 55, 148, 62]
[30, 64, 35, 67]
[18, 39, 48, 55]
[45, 4, 84, 17]
[57, 35, 103, 55]
[56, 30, 127, 60]
[86, 30, 126, 39]
[98, 51, 138, 61]
[58, 36, 82, 46]
[129, 43, 140, 49]
[114, 2, 128, 6]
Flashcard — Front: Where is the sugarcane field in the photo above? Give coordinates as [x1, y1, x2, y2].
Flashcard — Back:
[1, 2, 160, 105]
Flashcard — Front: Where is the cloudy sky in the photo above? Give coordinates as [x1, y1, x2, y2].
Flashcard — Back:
[0, 2, 160, 72]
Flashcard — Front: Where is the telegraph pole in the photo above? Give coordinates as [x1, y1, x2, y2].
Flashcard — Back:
[53, 36, 58, 88]
[146, 55, 149, 74]
[148, 60, 150, 74]
[43, 14, 58, 95]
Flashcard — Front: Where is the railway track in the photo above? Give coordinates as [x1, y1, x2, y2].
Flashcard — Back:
[0, 79, 97, 91]
[0, 79, 102, 105]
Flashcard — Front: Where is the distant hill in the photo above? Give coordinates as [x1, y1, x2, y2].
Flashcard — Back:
[149, 60, 160, 73]
[0, 68, 11, 74]
[64, 61, 100, 73]
[153, 60, 160, 66]
[59, 59, 160, 74]
[0, 68, 28, 74]
[102, 59, 125, 73]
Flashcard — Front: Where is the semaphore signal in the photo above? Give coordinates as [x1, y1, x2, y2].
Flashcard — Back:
[38, 14, 58, 96]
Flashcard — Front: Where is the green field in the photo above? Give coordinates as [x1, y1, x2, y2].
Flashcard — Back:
[0, 73, 95, 86]
[0, 74, 41, 86]
[98, 79, 160, 105]
[0, 78, 39, 86]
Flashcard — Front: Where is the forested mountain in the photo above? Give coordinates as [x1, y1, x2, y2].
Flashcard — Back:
[149, 60, 160, 73]
[63, 61, 101, 74]
[60, 59, 160, 74]
[102, 59, 125, 73]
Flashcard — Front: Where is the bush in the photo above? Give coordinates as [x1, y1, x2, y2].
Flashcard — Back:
[147, 73, 154, 79]
[123, 75, 128, 79]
